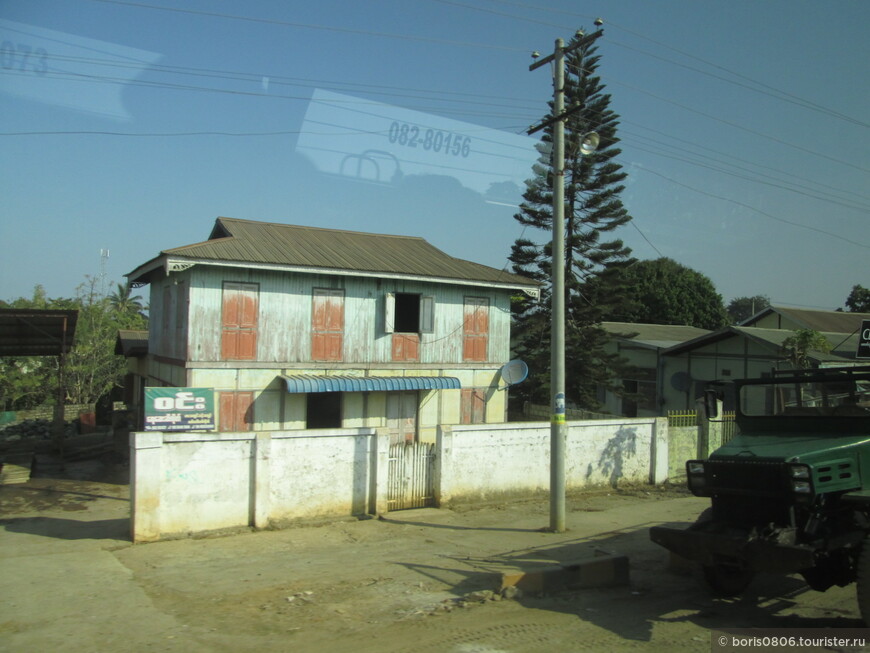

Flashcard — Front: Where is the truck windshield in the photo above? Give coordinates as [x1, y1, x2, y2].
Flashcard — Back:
[740, 377, 870, 417]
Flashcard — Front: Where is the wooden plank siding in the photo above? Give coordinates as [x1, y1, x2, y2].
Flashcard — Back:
[177, 267, 512, 365]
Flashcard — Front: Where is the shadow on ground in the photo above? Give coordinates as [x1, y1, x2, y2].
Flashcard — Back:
[385, 515, 864, 643]
[2, 516, 129, 541]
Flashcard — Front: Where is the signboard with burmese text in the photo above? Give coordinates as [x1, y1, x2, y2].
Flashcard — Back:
[144, 388, 215, 431]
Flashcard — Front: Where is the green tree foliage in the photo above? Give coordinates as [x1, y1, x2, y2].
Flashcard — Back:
[844, 284, 870, 313]
[781, 329, 831, 369]
[726, 295, 771, 324]
[597, 258, 729, 329]
[0, 279, 148, 411]
[107, 282, 145, 318]
[509, 28, 636, 409]
[0, 286, 68, 410]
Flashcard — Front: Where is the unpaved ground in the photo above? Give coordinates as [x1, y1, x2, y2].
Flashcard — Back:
[0, 451, 866, 652]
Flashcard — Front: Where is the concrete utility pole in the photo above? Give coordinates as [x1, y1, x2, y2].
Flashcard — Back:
[529, 29, 601, 533]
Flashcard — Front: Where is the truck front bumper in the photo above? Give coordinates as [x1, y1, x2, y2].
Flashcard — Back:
[649, 524, 817, 572]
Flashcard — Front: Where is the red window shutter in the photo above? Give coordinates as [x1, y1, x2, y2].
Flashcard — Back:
[463, 298, 489, 362]
[222, 283, 258, 360]
[219, 391, 253, 431]
[461, 388, 486, 424]
[392, 333, 419, 362]
[312, 290, 344, 361]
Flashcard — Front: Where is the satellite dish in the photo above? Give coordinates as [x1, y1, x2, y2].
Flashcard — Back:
[500, 360, 529, 386]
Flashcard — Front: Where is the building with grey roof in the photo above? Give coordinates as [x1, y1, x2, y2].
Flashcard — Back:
[125, 217, 539, 439]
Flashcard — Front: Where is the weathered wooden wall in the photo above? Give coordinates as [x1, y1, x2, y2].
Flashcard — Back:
[149, 267, 512, 365]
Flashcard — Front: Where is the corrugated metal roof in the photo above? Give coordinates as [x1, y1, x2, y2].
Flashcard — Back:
[744, 305, 870, 333]
[736, 327, 859, 362]
[115, 329, 149, 357]
[0, 309, 78, 357]
[602, 322, 712, 349]
[136, 217, 537, 289]
[281, 375, 461, 393]
[664, 326, 859, 363]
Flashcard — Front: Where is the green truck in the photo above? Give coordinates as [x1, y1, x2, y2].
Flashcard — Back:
[650, 366, 870, 621]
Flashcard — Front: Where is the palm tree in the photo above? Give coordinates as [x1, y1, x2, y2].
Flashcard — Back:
[107, 282, 144, 317]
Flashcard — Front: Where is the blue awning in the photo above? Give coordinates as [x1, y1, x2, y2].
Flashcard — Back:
[281, 375, 461, 393]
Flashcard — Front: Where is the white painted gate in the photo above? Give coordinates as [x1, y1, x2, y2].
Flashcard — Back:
[387, 441, 435, 510]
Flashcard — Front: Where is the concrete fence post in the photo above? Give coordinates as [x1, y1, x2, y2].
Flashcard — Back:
[651, 418, 669, 484]
[708, 399, 725, 453]
[374, 429, 390, 516]
[130, 431, 164, 543]
[252, 432, 272, 529]
[435, 425, 453, 506]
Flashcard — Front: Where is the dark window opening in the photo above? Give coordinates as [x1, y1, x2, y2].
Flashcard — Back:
[306, 392, 342, 429]
[394, 293, 420, 333]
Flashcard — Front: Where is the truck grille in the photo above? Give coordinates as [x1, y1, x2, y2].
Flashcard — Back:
[705, 459, 792, 528]
[705, 459, 787, 496]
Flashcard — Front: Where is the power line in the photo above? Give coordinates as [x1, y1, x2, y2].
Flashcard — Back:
[478, 0, 868, 129]
[10, 11, 866, 181]
[636, 166, 870, 250]
[620, 131, 870, 213]
[0, 68, 535, 122]
[620, 119, 870, 206]
[584, 66, 870, 175]
[85, 0, 529, 52]
[23, 50, 543, 112]
[608, 39, 869, 129]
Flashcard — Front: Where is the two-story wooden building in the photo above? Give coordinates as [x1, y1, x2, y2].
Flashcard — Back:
[126, 217, 538, 441]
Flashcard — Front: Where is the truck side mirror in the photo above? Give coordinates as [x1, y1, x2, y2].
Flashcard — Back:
[703, 389, 719, 419]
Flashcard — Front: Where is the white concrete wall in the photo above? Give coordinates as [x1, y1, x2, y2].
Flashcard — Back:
[130, 428, 386, 542]
[131, 417, 669, 541]
[435, 418, 669, 506]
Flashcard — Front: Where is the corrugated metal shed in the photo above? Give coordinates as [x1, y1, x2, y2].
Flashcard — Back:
[664, 326, 859, 363]
[743, 305, 870, 333]
[128, 217, 538, 291]
[281, 375, 461, 393]
[0, 309, 78, 357]
[602, 322, 711, 349]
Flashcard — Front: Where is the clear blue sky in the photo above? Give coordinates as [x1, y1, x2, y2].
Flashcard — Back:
[1, 0, 867, 311]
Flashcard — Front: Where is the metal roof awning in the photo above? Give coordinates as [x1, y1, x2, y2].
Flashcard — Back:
[281, 375, 461, 393]
[0, 309, 78, 357]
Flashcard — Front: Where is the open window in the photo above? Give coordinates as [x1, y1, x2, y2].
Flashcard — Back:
[306, 392, 342, 429]
[385, 293, 434, 334]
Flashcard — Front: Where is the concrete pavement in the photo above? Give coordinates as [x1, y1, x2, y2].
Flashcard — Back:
[5, 458, 799, 652]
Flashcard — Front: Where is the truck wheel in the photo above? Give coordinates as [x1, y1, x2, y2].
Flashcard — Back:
[702, 564, 754, 597]
[857, 536, 870, 625]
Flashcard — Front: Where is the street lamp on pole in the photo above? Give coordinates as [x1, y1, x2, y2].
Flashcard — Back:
[529, 31, 601, 533]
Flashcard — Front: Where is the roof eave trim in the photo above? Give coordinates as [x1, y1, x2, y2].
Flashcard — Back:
[137, 256, 539, 294]
[126, 256, 167, 287]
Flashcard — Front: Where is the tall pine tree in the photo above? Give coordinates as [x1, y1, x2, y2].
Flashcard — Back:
[510, 29, 636, 410]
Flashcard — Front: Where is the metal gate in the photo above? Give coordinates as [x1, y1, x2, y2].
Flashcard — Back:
[387, 441, 435, 510]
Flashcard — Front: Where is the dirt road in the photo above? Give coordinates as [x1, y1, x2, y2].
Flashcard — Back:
[0, 457, 864, 652]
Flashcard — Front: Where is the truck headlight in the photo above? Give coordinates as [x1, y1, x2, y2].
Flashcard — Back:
[792, 480, 812, 494]
[687, 461, 705, 475]
[788, 464, 814, 498]
[686, 460, 709, 497]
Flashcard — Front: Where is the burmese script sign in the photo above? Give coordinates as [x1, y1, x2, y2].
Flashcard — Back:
[858, 320, 870, 360]
[144, 388, 215, 431]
